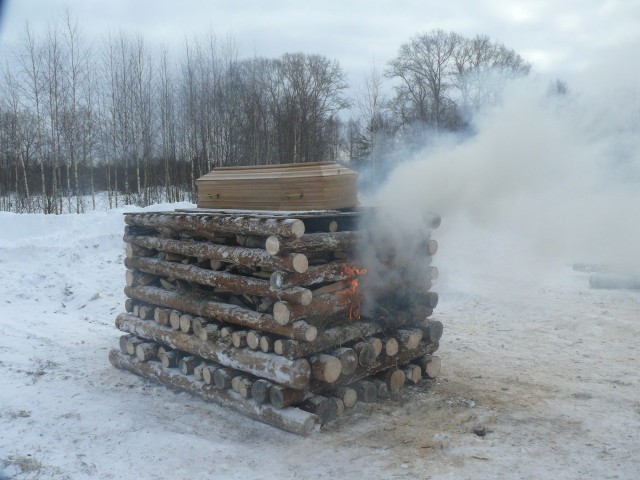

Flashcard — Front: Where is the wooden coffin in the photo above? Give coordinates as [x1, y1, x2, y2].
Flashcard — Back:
[196, 162, 358, 211]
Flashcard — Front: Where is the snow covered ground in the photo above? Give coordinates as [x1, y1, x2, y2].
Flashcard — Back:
[1, 205, 639, 479]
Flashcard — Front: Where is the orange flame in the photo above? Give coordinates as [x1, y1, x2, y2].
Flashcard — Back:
[342, 265, 367, 321]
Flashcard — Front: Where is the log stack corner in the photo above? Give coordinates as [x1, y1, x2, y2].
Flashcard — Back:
[110, 204, 443, 436]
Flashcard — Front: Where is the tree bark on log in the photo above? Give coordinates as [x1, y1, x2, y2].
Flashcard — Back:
[270, 261, 355, 288]
[125, 256, 312, 305]
[274, 321, 386, 359]
[115, 314, 311, 390]
[124, 286, 317, 342]
[265, 231, 358, 256]
[125, 213, 305, 239]
[272, 291, 352, 325]
[109, 350, 319, 436]
[124, 233, 308, 273]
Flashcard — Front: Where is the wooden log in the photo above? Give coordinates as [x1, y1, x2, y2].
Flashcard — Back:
[232, 375, 254, 398]
[368, 337, 383, 358]
[202, 364, 220, 385]
[191, 316, 206, 337]
[231, 331, 248, 348]
[396, 329, 423, 350]
[124, 298, 135, 313]
[126, 270, 157, 287]
[272, 291, 352, 325]
[382, 337, 399, 357]
[426, 266, 439, 281]
[126, 243, 154, 259]
[299, 395, 338, 425]
[414, 291, 439, 308]
[265, 231, 358, 256]
[109, 350, 318, 436]
[119, 334, 134, 354]
[377, 368, 406, 392]
[274, 321, 386, 359]
[125, 213, 305, 238]
[270, 261, 353, 288]
[160, 350, 179, 368]
[333, 387, 357, 408]
[251, 379, 275, 404]
[417, 355, 442, 379]
[414, 319, 444, 343]
[270, 384, 306, 409]
[115, 314, 312, 390]
[246, 331, 261, 350]
[124, 286, 318, 342]
[310, 355, 342, 384]
[199, 324, 220, 342]
[353, 341, 377, 367]
[353, 381, 377, 403]
[423, 239, 438, 256]
[179, 314, 194, 334]
[402, 364, 422, 384]
[331, 347, 358, 376]
[213, 367, 237, 389]
[371, 379, 389, 399]
[125, 256, 312, 305]
[125, 337, 145, 356]
[154, 308, 170, 326]
[135, 342, 159, 362]
[193, 362, 207, 382]
[179, 355, 199, 375]
[169, 309, 182, 330]
[125, 233, 309, 273]
[259, 334, 275, 353]
[333, 397, 345, 416]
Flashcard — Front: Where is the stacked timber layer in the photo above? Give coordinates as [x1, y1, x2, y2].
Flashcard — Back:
[195, 162, 359, 210]
[110, 208, 443, 436]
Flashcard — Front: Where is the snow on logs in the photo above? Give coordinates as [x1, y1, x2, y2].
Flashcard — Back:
[111, 208, 443, 434]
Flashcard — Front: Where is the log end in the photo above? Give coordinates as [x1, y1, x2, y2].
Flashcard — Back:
[292, 254, 309, 274]
[265, 236, 280, 256]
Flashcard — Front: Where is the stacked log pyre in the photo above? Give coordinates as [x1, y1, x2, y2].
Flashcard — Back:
[109, 208, 443, 436]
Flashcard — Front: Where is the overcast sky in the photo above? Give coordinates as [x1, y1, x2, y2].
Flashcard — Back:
[1, 0, 639, 90]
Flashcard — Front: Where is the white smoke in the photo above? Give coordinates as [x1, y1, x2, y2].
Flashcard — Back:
[362, 38, 640, 302]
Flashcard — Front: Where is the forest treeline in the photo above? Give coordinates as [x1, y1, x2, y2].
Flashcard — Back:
[0, 11, 531, 213]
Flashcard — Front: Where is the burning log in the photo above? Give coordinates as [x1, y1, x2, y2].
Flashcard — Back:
[124, 286, 318, 342]
[125, 233, 309, 274]
[272, 286, 364, 325]
[265, 232, 358, 256]
[124, 257, 313, 305]
[125, 212, 305, 239]
[109, 350, 319, 436]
